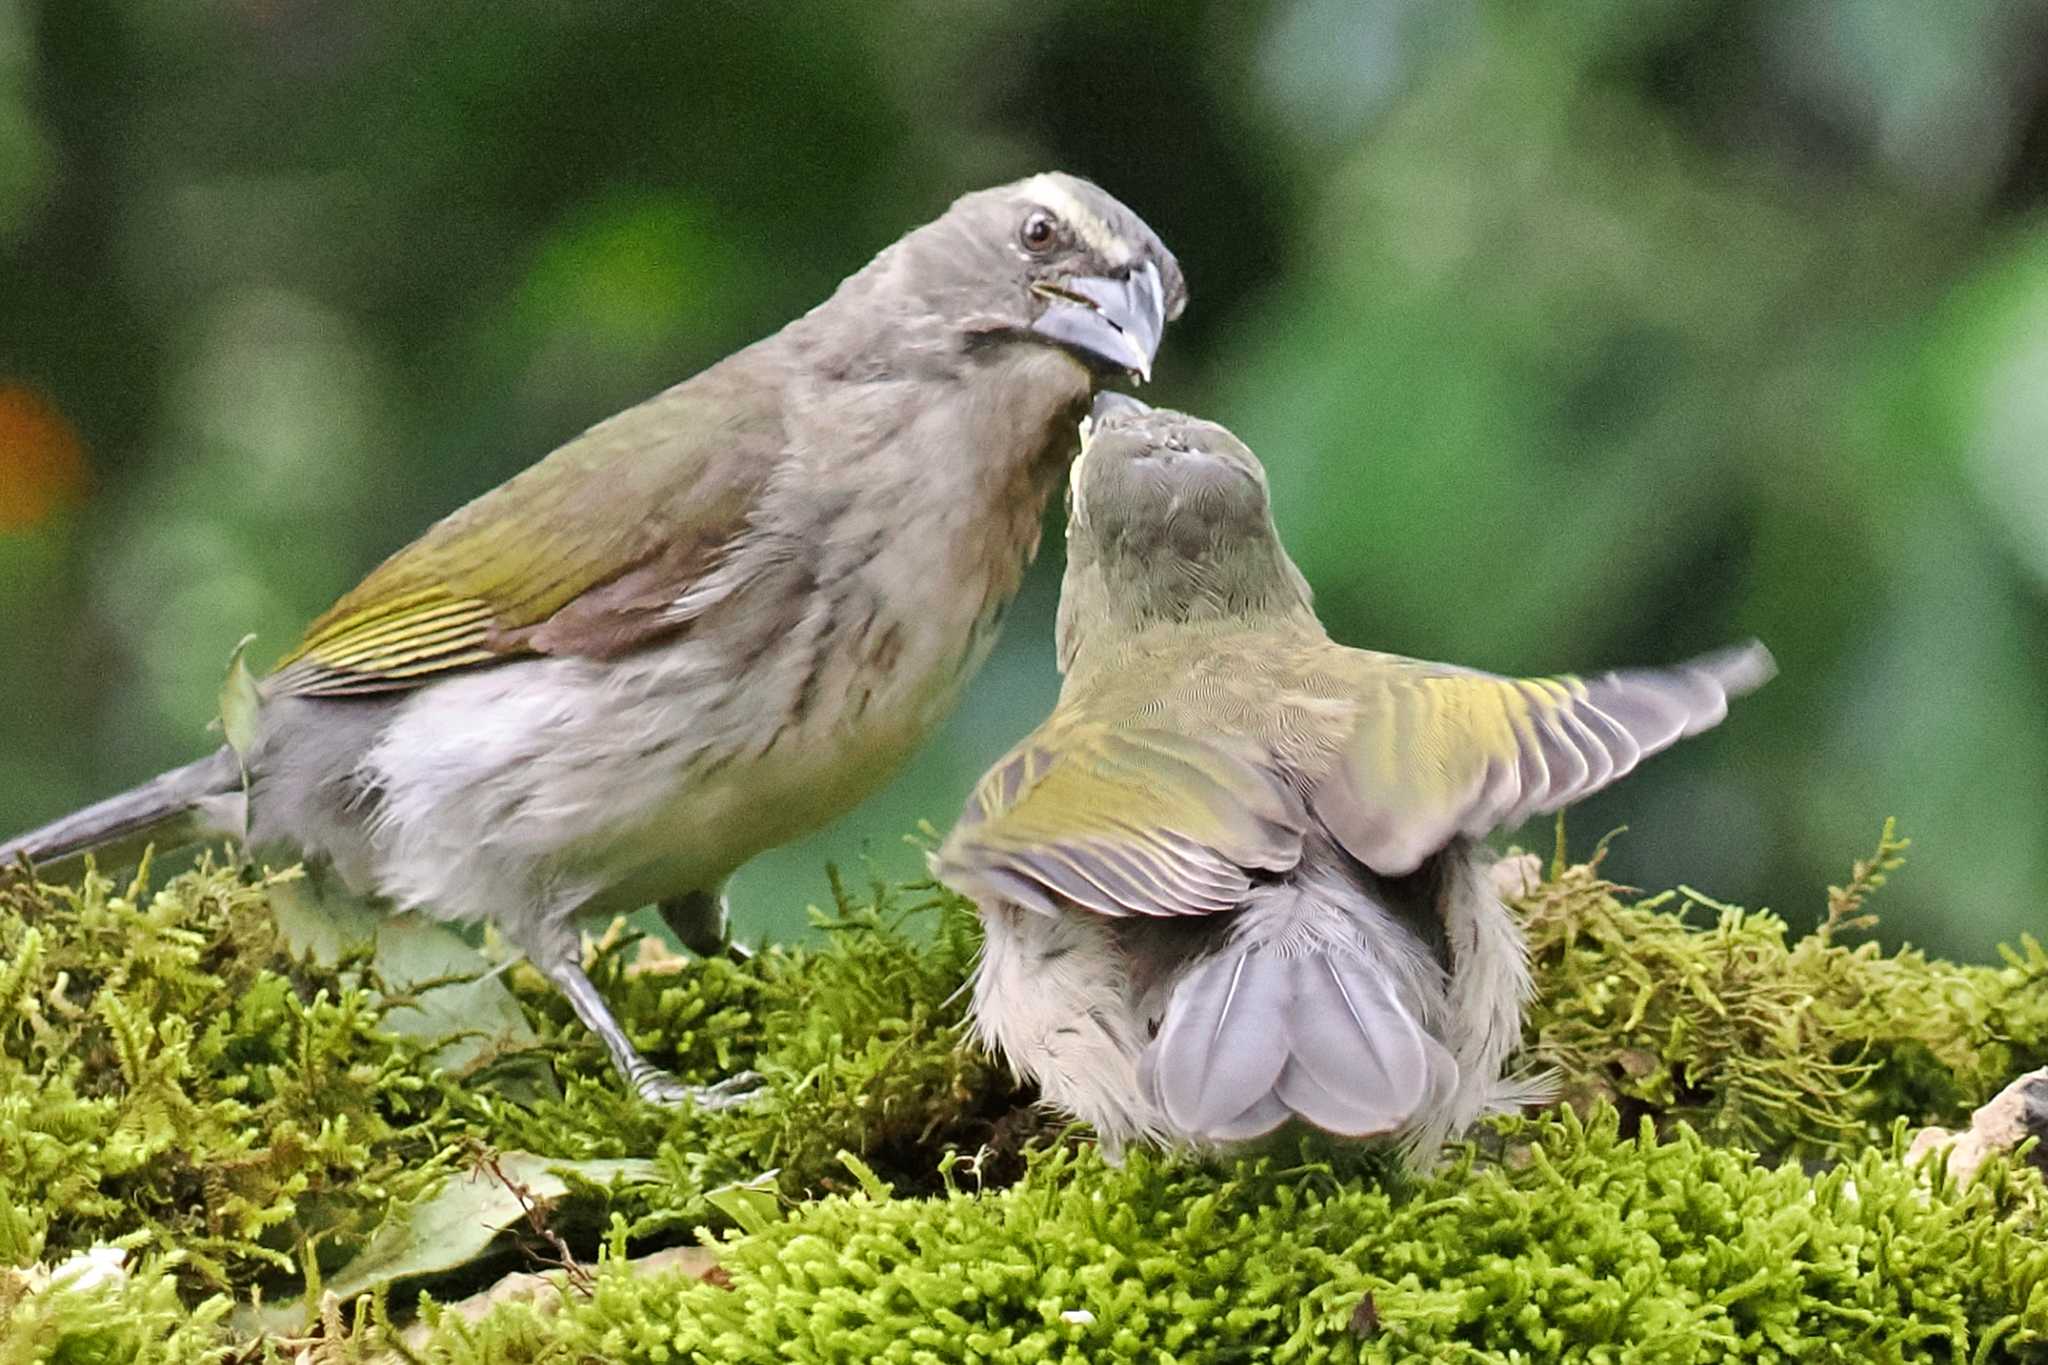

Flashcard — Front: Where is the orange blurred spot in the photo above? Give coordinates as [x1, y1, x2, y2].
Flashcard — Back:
[0, 384, 89, 532]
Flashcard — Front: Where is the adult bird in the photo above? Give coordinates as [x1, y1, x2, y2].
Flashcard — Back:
[935, 397, 1771, 1158]
[2, 174, 1185, 1105]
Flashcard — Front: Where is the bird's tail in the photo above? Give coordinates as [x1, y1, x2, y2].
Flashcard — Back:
[0, 748, 242, 877]
[1138, 888, 1458, 1145]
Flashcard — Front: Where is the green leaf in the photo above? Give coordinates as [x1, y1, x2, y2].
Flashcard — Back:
[217, 633, 262, 777]
[234, 1151, 658, 1336]
[702, 1170, 782, 1235]
[270, 872, 542, 1078]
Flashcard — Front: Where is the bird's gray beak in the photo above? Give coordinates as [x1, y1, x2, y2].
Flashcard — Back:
[1031, 261, 1168, 383]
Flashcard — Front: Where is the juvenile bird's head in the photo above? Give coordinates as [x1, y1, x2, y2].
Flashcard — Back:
[894, 172, 1186, 384]
[1056, 396, 1316, 671]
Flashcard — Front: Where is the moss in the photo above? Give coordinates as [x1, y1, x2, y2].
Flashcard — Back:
[0, 857, 1032, 1318]
[450, 868, 1041, 1246]
[1, 1253, 234, 1365]
[0, 856, 452, 1291]
[405, 1111, 2048, 1364]
[4, 828, 2047, 1361]
[1520, 823, 2048, 1158]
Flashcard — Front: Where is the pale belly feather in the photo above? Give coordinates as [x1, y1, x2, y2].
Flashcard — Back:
[539, 550, 1007, 921]
[589, 607, 991, 914]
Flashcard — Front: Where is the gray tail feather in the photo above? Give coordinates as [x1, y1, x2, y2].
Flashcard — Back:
[1139, 942, 1458, 1144]
[0, 748, 242, 877]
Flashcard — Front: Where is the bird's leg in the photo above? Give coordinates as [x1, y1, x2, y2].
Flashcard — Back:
[657, 887, 751, 963]
[531, 945, 761, 1109]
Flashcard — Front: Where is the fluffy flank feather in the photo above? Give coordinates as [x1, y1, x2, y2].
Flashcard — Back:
[970, 901, 1165, 1157]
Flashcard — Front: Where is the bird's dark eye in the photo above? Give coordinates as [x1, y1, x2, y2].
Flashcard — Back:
[1020, 210, 1059, 253]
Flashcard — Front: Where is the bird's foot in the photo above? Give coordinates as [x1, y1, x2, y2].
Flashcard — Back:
[630, 1065, 765, 1110]
[539, 943, 765, 1109]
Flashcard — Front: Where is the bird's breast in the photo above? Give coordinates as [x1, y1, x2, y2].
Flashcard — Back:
[589, 353, 1081, 893]
[587, 511, 1042, 894]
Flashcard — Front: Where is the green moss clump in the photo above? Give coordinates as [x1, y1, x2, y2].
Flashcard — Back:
[404, 1109, 2048, 1364]
[0, 856, 451, 1291]
[0, 857, 1029, 1314]
[1, 1253, 233, 1365]
[1521, 825, 2048, 1158]
[452, 868, 1037, 1246]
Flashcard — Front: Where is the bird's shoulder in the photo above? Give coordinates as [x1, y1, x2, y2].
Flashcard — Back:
[937, 626, 1343, 919]
[270, 350, 792, 696]
[937, 706, 1309, 918]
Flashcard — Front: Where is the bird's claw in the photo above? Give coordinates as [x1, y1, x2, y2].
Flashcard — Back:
[633, 1067, 766, 1111]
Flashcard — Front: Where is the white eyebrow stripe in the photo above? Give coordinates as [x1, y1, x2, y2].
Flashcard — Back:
[1024, 175, 1134, 267]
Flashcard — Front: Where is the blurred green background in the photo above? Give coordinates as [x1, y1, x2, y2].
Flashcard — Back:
[2, 0, 2044, 958]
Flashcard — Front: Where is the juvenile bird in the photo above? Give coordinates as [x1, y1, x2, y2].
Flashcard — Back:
[935, 397, 1772, 1157]
[2, 174, 1184, 1105]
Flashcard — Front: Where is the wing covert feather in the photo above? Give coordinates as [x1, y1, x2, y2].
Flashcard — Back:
[1314, 641, 1774, 875]
[936, 726, 1307, 918]
[269, 364, 785, 697]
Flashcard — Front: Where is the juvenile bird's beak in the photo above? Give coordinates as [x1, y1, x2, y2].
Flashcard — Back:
[1078, 389, 1153, 445]
[1089, 390, 1154, 426]
[1032, 261, 1168, 382]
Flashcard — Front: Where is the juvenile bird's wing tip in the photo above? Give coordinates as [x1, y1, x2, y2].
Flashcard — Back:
[1698, 639, 1777, 697]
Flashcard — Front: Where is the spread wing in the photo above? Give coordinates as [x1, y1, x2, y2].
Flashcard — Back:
[268, 362, 785, 697]
[1313, 641, 1774, 875]
[935, 724, 1308, 918]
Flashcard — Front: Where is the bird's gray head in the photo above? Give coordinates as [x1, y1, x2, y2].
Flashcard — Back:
[901, 172, 1186, 383]
[1056, 395, 1315, 669]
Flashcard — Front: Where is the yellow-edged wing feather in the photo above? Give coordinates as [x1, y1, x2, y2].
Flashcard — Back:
[270, 364, 783, 697]
[936, 722, 1308, 919]
[935, 628, 1771, 917]
[1314, 642, 1775, 875]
